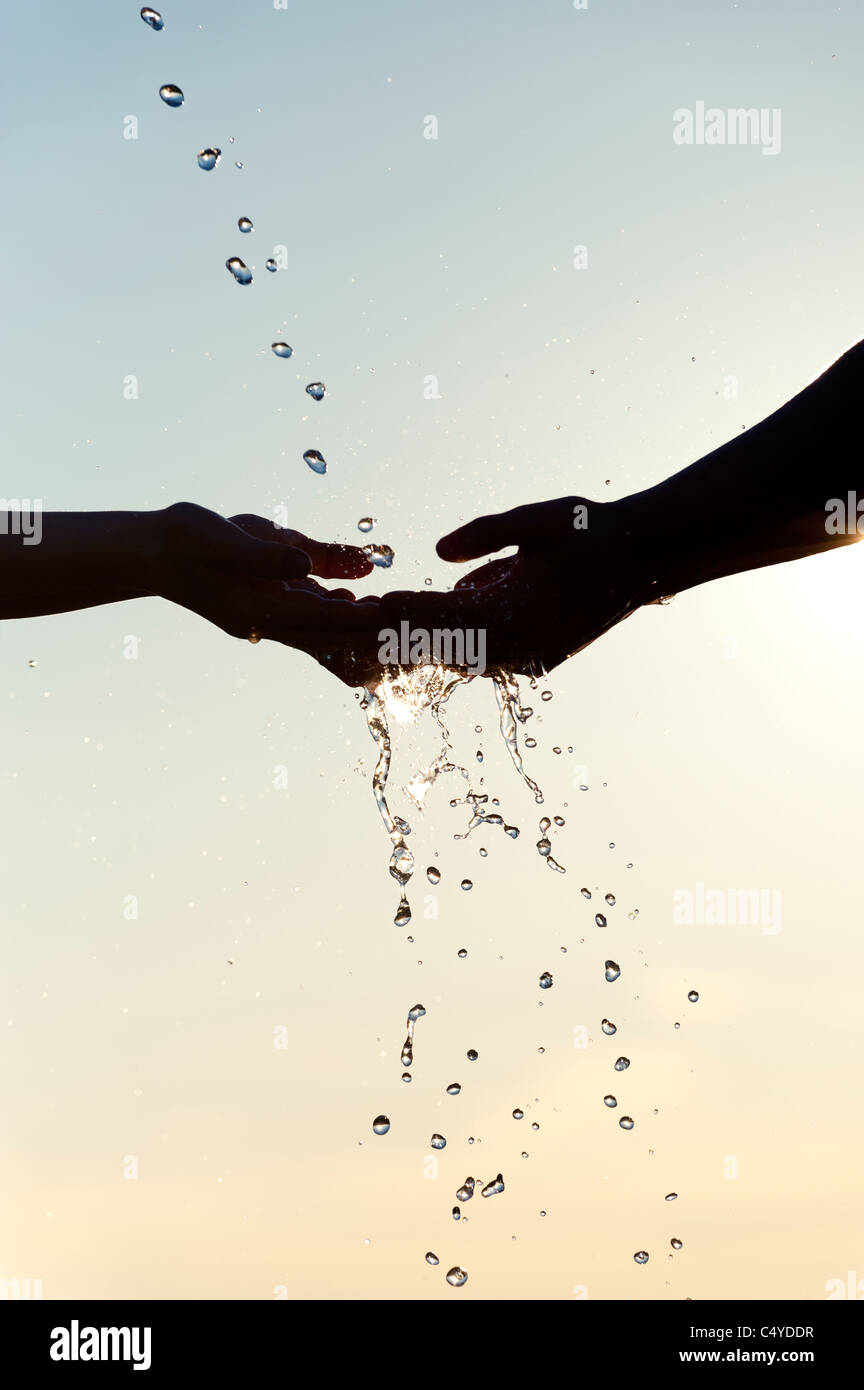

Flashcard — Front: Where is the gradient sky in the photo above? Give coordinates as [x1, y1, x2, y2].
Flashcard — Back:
[1, 0, 863, 1300]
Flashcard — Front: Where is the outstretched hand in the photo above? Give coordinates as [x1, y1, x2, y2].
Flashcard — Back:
[378, 496, 656, 677]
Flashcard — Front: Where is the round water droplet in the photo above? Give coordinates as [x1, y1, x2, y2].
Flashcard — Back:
[197, 147, 221, 171]
[141, 6, 164, 29]
[225, 257, 252, 285]
[614, 1056, 630, 1072]
[306, 381, 326, 400]
[446, 1083, 461, 1096]
[619, 1116, 634, 1130]
[372, 1115, 390, 1136]
[539, 972, 553, 990]
[430, 1134, 446, 1150]
[401, 1072, 411, 1083]
[541, 691, 553, 702]
[671, 1238, 683, 1250]
[633, 1250, 649, 1265]
[604, 960, 621, 983]
[595, 913, 607, 928]
[363, 543, 394, 568]
[601, 1018, 617, 1036]
[605, 892, 616, 905]
[451, 1206, 460, 1221]
[265, 258, 277, 272]
[512, 1108, 524, 1120]
[271, 342, 293, 358]
[467, 1049, 478, 1061]
[426, 866, 440, 885]
[460, 878, 473, 892]
[357, 517, 374, 533]
[425, 1252, 439, 1266]
[159, 84, 184, 107]
[687, 989, 699, 1003]
[673, 1021, 681, 1030]
[238, 216, 253, 233]
[303, 449, 327, 475]
[531, 1122, 539, 1131]
[665, 1192, 678, 1201]
[446, 1266, 468, 1287]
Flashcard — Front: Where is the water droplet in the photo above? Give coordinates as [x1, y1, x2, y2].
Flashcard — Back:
[401, 1072, 411, 1083]
[363, 543, 394, 568]
[451, 1207, 460, 1220]
[159, 84, 184, 107]
[446, 1266, 468, 1287]
[430, 1134, 446, 1150]
[633, 1250, 649, 1265]
[539, 972, 553, 989]
[225, 257, 252, 285]
[614, 1056, 630, 1071]
[425, 1251, 439, 1265]
[687, 989, 699, 1003]
[665, 1192, 678, 1202]
[271, 342, 293, 358]
[446, 1083, 461, 1096]
[426, 866, 440, 885]
[581, 888, 591, 900]
[235, 161, 244, 169]
[605, 892, 616, 905]
[372, 1115, 390, 1136]
[601, 1018, 617, 1035]
[265, 258, 278, 272]
[197, 147, 221, 171]
[595, 913, 607, 928]
[619, 1116, 634, 1130]
[541, 691, 553, 702]
[671, 1238, 683, 1250]
[673, 1021, 681, 1030]
[481, 1174, 505, 1198]
[456, 1177, 475, 1202]
[306, 381, 326, 400]
[604, 960, 621, 983]
[357, 517, 374, 533]
[303, 449, 327, 475]
[238, 216, 253, 233]
[457, 948, 467, 959]
[512, 1108, 524, 1120]
[531, 1122, 539, 1131]
[603, 1094, 617, 1108]
[141, 6, 164, 29]
[467, 1049, 478, 1061]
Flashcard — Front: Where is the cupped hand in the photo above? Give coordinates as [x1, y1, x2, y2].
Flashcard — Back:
[377, 496, 656, 677]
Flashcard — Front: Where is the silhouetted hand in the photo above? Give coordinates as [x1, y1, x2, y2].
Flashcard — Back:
[377, 497, 654, 677]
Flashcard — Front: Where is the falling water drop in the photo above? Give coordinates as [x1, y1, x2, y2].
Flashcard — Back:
[238, 216, 253, 233]
[141, 7, 164, 29]
[401, 1072, 411, 1083]
[665, 1192, 678, 1202]
[265, 258, 277, 272]
[460, 878, 472, 891]
[614, 1056, 630, 1072]
[539, 972, 553, 990]
[425, 1252, 439, 1265]
[457, 948, 467, 959]
[595, 913, 607, 928]
[303, 449, 327, 475]
[372, 1115, 390, 1136]
[633, 1250, 649, 1265]
[481, 1174, 505, 1198]
[467, 1049, 478, 1061]
[604, 960, 621, 983]
[581, 888, 591, 899]
[363, 543, 394, 568]
[446, 1267, 468, 1287]
[603, 1095, 617, 1108]
[671, 1238, 683, 1250]
[306, 382, 326, 400]
[425, 866, 440, 884]
[430, 1134, 446, 1150]
[225, 257, 252, 285]
[357, 517, 374, 533]
[512, 1108, 524, 1120]
[605, 892, 616, 905]
[451, 1207, 460, 1221]
[271, 342, 293, 358]
[601, 1018, 617, 1036]
[446, 1083, 461, 1096]
[687, 990, 699, 1003]
[456, 1177, 475, 1202]
[197, 147, 221, 171]
[619, 1116, 635, 1131]
[159, 84, 184, 107]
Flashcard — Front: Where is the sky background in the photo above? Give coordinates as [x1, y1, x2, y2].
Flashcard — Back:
[1, 0, 863, 1300]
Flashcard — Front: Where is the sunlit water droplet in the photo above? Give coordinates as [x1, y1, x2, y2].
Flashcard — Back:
[265, 258, 277, 272]
[603, 1095, 617, 1108]
[671, 1238, 683, 1250]
[614, 1056, 630, 1071]
[601, 1019, 617, 1036]
[512, 1108, 524, 1120]
[425, 1251, 439, 1265]
[271, 342, 293, 358]
[481, 1174, 505, 1198]
[363, 543, 394, 568]
[159, 84, 184, 107]
[303, 449, 327, 474]
[431, 1134, 446, 1150]
[687, 989, 699, 1003]
[665, 1192, 678, 1201]
[456, 1177, 475, 1202]
[372, 1115, 390, 1136]
[306, 381, 326, 400]
[225, 257, 251, 285]
[595, 913, 607, 928]
[446, 1266, 468, 1287]
[141, 6, 164, 29]
[633, 1250, 649, 1265]
[460, 878, 472, 891]
[467, 1049, 478, 1061]
[451, 1207, 460, 1220]
[619, 1116, 634, 1130]
[357, 517, 374, 533]
[605, 892, 616, 905]
[401, 1072, 411, 1083]
[238, 216, 253, 233]
[539, 972, 553, 990]
[581, 888, 591, 899]
[446, 1083, 461, 1096]
[197, 147, 221, 170]
[604, 960, 621, 982]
